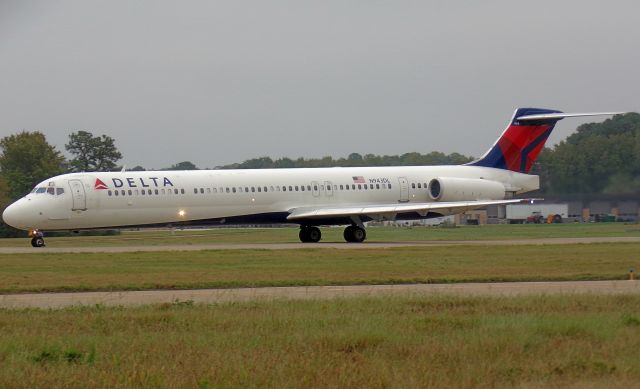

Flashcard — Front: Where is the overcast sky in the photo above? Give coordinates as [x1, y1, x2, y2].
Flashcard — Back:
[1, 0, 638, 169]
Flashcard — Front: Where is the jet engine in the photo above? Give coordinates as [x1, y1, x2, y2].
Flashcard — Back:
[428, 177, 506, 202]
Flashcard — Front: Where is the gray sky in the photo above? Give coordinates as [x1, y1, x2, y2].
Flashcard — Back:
[1, 0, 638, 169]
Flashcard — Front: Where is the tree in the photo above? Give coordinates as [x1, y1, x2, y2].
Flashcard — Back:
[0, 131, 65, 199]
[165, 161, 198, 170]
[66, 130, 123, 172]
[536, 113, 640, 195]
[0, 131, 65, 237]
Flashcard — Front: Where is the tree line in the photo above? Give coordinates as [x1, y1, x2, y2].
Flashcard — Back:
[533, 112, 640, 195]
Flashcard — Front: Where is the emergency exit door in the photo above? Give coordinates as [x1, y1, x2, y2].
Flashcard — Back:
[69, 179, 87, 210]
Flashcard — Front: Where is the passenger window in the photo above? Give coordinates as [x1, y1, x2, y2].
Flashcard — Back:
[358, 184, 362, 190]
[258, 187, 262, 192]
[388, 184, 392, 189]
[417, 183, 422, 189]
[264, 187, 268, 192]
[340, 185, 344, 190]
[352, 184, 356, 190]
[200, 188, 204, 194]
[121, 190, 126, 196]
[245, 187, 249, 192]
[307, 185, 311, 191]
[128, 190, 133, 196]
[313, 185, 318, 191]
[345, 185, 349, 191]
[225, 188, 230, 193]
[251, 187, 255, 192]
[289, 186, 293, 191]
[194, 188, 198, 194]
[114, 190, 119, 196]
[411, 183, 416, 189]
[141, 189, 146, 195]
[174, 189, 179, 194]
[181, 189, 185, 194]
[300, 186, 304, 191]
[363, 185, 367, 190]
[154, 189, 158, 195]
[108, 190, 112, 196]
[282, 186, 287, 192]
[232, 188, 236, 193]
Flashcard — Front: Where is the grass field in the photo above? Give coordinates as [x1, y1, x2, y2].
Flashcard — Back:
[1, 294, 639, 388]
[0, 243, 638, 293]
[0, 223, 639, 247]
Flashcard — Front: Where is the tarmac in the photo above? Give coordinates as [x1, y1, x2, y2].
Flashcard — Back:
[0, 236, 638, 253]
[0, 280, 638, 309]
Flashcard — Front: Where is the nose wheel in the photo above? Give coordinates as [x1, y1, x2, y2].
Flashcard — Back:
[30, 237, 45, 247]
[29, 229, 46, 247]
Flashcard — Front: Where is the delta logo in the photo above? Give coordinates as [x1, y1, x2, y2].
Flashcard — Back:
[94, 179, 108, 190]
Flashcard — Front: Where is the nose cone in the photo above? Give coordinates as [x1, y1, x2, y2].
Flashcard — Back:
[2, 200, 29, 230]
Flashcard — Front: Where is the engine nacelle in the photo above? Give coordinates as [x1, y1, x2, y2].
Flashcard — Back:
[428, 177, 506, 202]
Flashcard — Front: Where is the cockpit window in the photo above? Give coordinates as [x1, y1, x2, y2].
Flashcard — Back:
[47, 187, 55, 195]
[35, 187, 47, 194]
[56, 188, 64, 195]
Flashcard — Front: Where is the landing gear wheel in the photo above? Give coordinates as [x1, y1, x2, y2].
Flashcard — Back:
[343, 225, 366, 243]
[299, 226, 322, 243]
[307, 227, 321, 243]
[31, 237, 45, 248]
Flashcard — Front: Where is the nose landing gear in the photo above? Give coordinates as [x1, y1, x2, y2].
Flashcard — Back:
[29, 229, 46, 247]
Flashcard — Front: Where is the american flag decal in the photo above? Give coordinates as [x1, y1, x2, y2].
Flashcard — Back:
[352, 176, 365, 184]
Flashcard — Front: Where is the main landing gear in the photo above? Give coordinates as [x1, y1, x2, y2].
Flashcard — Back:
[343, 225, 366, 243]
[298, 225, 367, 243]
[299, 226, 322, 243]
[29, 229, 46, 247]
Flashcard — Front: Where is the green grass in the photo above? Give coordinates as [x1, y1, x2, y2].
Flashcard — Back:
[1, 294, 639, 388]
[0, 223, 638, 247]
[1, 243, 638, 293]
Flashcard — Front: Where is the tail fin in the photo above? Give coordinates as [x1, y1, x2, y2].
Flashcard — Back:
[468, 108, 623, 174]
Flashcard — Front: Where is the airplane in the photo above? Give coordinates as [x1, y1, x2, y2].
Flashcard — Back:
[2, 108, 621, 247]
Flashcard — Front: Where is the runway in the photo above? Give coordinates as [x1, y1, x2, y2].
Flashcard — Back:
[0, 280, 638, 309]
[0, 236, 638, 253]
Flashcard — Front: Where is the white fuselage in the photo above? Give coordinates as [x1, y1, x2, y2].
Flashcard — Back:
[3, 165, 538, 231]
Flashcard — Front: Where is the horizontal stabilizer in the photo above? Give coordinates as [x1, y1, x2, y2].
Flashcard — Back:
[516, 112, 625, 121]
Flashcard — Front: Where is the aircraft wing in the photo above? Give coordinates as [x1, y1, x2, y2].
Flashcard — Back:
[287, 198, 536, 221]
